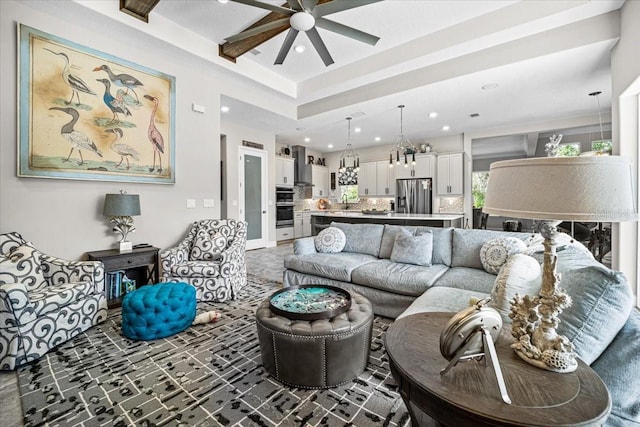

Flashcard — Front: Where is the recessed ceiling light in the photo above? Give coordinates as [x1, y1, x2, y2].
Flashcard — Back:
[442, 125, 450, 131]
[328, 144, 334, 149]
[354, 127, 361, 133]
[304, 137, 310, 142]
[220, 106, 230, 113]
[428, 112, 438, 118]
[374, 137, 381, 142]
[294, 45, 306, 53]
[481, 83, 499, 90]
[217, 0, 229, 3]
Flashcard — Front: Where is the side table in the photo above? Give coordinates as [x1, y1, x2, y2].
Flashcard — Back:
[385, 312, 611, 427]
[87, 246, 160, 308]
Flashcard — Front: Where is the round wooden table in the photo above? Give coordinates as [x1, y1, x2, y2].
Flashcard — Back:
[385, 312, 611, 427]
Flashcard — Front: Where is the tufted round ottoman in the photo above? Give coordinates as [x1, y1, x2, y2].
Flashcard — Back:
[121, 282, 197, 340]
[255, 290, 373, 388]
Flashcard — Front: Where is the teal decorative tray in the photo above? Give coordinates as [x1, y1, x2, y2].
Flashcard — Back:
[269, 285, 351, 320]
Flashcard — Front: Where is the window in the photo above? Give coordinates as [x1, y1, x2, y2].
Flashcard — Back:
[472, 171, 489, 208]
[340, 185, 359, 203]
[557, 142, 581, 157]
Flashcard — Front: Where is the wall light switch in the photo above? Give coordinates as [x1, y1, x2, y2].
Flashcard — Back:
[186, 199, 196, 208]
[192, 103, 205, 113]
[203, 199, 214, 208]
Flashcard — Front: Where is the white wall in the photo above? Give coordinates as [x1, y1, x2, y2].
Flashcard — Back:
[611, 0, 640, 303]
[0, 1, 285, 258]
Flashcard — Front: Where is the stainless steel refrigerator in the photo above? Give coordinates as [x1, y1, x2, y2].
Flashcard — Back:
[396, 178, 432, 214]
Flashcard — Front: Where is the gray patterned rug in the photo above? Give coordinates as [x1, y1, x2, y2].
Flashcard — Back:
[17, 276, 410, 426]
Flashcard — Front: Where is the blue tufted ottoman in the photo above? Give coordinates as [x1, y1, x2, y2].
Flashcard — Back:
[121, 282, 197, 340]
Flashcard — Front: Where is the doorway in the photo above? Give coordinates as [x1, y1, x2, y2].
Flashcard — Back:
[239, 147, 268, 250]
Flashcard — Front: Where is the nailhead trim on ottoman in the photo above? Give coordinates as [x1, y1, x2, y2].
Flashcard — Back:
[255, 291, 373, 388]
[121, 282, 197, 340]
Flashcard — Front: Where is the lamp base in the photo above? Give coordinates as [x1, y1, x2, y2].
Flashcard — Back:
[119, 241, 133, 253]
[509, 220, 578, 374]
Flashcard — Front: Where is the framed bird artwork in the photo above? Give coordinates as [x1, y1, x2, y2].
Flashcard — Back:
[17, 24, 176, 184]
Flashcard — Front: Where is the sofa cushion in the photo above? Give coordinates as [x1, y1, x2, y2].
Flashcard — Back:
[451, 229, 526, 269]
[190, 229, 227, 261]
[415, 227, 453, 266]
[433, 267, 497, 293]
[480, 237, 528, 274]
[591, 308, 640, 426]
[351, 259, 448, 297]
[284, 252, 378, 283]
[379, 225, 417, 259]
[398, 287, 489, 319]
[390, 231, 433, 266]
[557, 265, 634, 365]
[330, 222, 384, 257]
[0, 244, 48, 292]
[314, 227, 346, 253]
[489, 254, 541, 322]
[29, 281, 94, 317]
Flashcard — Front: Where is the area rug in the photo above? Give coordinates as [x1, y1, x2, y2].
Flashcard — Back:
[17, 276, 410, 426]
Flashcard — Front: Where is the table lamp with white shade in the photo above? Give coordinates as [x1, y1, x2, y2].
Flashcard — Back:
[483, 156, 637, 373]
[103, 190, 141, 252]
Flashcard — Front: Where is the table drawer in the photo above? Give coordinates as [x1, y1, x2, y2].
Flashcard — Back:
[101, 252, 156, 270]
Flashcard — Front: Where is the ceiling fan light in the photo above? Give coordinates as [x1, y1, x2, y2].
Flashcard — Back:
[290, 12, 315, 32]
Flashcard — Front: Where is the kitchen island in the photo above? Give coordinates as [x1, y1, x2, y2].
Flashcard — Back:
[310, 211, 463, 235]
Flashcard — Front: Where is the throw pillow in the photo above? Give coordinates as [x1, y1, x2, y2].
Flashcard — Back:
[190, 229, 227, 261]
[489, 253, 541, 322]
[480, 237, 528, 274]
[390, 230, 433, 266]
[0, 244, 48, 291]
[314, 227, 346, 253]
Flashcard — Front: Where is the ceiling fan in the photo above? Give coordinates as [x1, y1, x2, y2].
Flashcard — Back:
[224, 0, 382, 66]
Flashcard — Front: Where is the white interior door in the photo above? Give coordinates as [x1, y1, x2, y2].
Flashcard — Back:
[239, 148, 268, 250]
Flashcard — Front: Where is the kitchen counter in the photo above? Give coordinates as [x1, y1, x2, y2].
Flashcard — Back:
[310, 212, 463, 235]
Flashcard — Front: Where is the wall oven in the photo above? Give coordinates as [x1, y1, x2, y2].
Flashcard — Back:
[276, 186, 295, 228]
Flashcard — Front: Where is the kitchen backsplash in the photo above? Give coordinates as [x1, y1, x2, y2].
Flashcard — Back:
[438, 196, 464, 213]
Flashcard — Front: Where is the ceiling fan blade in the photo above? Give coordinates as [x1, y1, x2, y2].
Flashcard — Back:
[225, 18, 290, 43]
[315, 17, 379, 45]
[230, 0, 294, 16]
[275, 28, 299, 64]
[314, 0, 382, 17]
[286, 0, 302, 10]
[302, 0, 319, 11]
[306, 27, 334, 66]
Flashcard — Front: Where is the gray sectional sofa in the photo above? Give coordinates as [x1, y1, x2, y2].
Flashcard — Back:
[283, 222, 639, 426]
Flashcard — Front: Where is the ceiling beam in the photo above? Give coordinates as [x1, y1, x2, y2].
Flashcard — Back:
[219, 0, 332, 63]
[119, 0, 161, 23]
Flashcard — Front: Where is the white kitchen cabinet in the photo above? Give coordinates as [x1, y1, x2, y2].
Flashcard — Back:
[275, 157, 295, 187]
[437, 153, 464, 195]
[311, 165, 329, 198]
[393, 154, 435, 179]
[276, 227, 294, 241]
[358, 162, 377, 197]
[294, 211, 312, 237]
[376, 161, 395, 196]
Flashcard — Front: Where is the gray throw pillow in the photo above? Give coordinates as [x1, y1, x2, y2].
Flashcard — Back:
[390, 230, 433, 266]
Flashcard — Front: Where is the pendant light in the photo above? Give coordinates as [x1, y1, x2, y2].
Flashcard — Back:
[339, 117, 360, 172]
[389, 105, 416, 168]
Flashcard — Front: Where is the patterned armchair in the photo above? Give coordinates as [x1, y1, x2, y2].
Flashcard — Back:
[160, 219, 247, 302]
[0, 232, 108, 370]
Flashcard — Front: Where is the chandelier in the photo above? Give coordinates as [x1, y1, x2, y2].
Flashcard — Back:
[389, 105, 416, 168]
[339, 117, 360, 172]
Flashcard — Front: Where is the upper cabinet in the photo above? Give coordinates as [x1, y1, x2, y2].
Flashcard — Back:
[376, 161, 395, 197]
[394, 154, 435, 179]
[276, 157, 295, 187]
[436, 153, 463, 195]
[357, 161, 396, 197]
[312, 165, 329, 198]
[358, 162, 377, 197]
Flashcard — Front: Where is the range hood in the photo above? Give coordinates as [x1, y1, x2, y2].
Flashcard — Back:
[292, 145, 314, 187]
